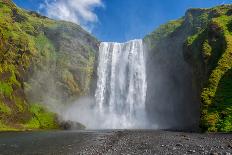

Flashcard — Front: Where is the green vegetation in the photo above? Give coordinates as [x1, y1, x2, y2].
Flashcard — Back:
[183, 6, 232, 132]
[0, 0, 98, 131]
[25, 104, 58, 129]
[144, 19, 183, 49]
[0, 82, 13, 96]
[0, 120, 18, 131]
[202, 40, 212, 60]
[0, 101, 11, 114]
[145, 4, 232, 132]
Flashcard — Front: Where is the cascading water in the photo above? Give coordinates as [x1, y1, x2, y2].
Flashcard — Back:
[95, 39, 147, 129]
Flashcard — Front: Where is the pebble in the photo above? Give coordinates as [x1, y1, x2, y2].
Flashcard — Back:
[210, 152, 219, 155]
[10, 144, 18, 148]
[176, 143, 183, 147]
[185, 137, 191, 140]
[204, 150, 209, 154]
[228, 144, 232, 149]
[197, 144, 203, 148]
[188, 150, 196, 154]
[172, 147, 177, 150]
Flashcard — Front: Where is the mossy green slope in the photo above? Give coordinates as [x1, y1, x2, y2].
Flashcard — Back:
[0, 0, 98, 130]
[145, 5, 232, 132]
[184, 6, 232, 132]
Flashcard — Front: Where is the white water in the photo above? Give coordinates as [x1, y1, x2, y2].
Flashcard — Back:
[95, 39, 147, 129]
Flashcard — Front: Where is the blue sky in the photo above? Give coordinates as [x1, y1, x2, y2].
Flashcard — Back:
[13, 0, 232, 42]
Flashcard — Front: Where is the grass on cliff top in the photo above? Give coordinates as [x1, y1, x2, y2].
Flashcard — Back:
[144, 19, 183, 49]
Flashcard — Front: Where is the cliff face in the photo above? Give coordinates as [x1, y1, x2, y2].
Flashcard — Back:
[144, 5, 232, 132]
[0, 0, 98, 130]
[144, 17, 200, 130]
[184, 5, 232, 132]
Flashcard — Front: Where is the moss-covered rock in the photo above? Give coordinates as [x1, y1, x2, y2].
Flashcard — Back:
[182, 6, 232, 132]
[144, 5, 232, 132]
[0, 0, 98, 130]
[25, 104, 58, 129]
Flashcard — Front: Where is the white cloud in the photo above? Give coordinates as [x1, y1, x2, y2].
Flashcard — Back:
[39, 0, 103, 31]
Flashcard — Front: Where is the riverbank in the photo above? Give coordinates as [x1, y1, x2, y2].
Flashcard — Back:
[0, 130, 231, 154]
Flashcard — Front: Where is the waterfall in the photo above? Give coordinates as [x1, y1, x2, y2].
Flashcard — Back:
[95, 39, 147, 129]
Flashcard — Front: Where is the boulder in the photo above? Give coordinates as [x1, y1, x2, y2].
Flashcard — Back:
[59, 120, 86, 130]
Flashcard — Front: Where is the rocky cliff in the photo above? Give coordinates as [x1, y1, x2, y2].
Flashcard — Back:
[144, 5, 232, 132]
[0, 0, 98, 130]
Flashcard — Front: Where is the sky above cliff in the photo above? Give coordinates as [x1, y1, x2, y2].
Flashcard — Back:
[13, 0, 232, 42]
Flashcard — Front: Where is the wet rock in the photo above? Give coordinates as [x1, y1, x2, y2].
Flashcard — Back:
[176, 143, 183, 147]
[228, 143, 232, 149]
[59, 120, 86, 130]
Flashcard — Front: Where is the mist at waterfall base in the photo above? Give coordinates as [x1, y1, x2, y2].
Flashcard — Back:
[38, 38, 199, 130]
[61, 39, 152, 129]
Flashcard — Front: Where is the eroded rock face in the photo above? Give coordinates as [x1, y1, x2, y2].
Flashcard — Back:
[144, 5, 232, 132]
[144, 19, 200, 130]
[27, 22, 99, 105]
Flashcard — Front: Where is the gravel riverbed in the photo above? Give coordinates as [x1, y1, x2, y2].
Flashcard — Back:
[0, 130, 231, 155]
